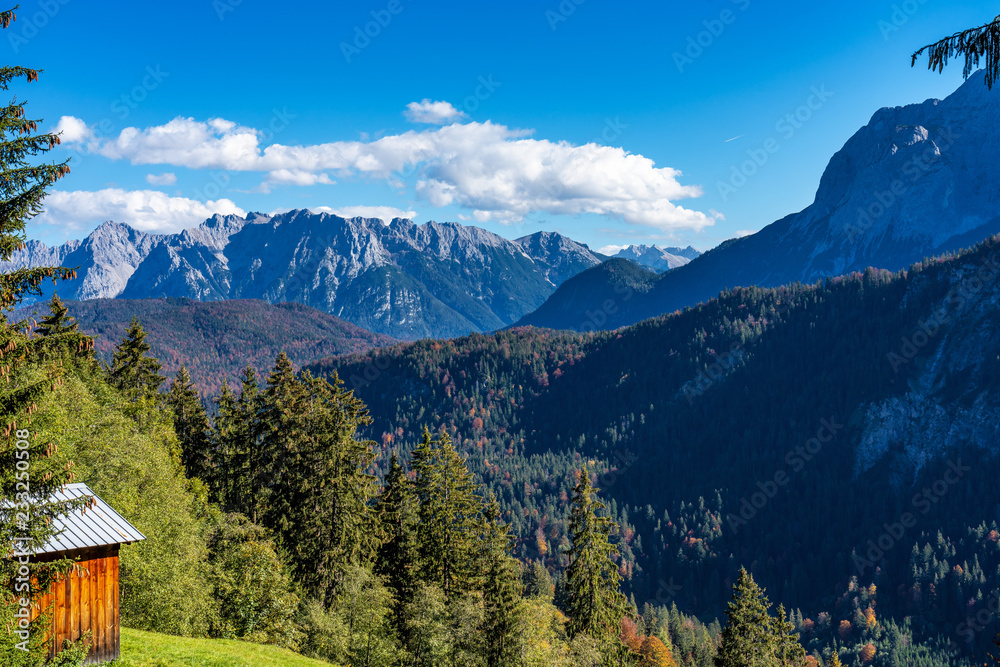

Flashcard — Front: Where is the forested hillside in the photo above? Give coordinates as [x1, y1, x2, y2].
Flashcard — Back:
[311, 234, 1000, 664]
[13, 298, 395, 394]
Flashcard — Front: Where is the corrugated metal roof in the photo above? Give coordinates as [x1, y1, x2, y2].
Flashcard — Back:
[28, 483, 146, 555]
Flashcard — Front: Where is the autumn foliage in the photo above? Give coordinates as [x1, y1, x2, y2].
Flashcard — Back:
[620, 618, 677, 667]
[640, 636, 678, 667]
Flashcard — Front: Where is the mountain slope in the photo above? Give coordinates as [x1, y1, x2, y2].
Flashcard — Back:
[6, 212, 603, 340]
[15, 298, 395, 394]
[518, 71, 1000, 331]
[309, 234, 1000, 658]
[515, 258, 659, 331]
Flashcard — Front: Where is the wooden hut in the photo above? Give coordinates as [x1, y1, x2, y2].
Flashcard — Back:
[28, 483, 145, 665]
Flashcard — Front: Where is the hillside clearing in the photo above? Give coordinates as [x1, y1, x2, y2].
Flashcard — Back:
[113, 628, 335, 667]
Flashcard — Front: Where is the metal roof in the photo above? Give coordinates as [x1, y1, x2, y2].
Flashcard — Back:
[28, 483, 146, 555]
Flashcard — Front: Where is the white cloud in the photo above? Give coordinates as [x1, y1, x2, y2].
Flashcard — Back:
[53, 116, 92, 143]
[266, 169, 334, 186]
[58, 115, 717, 233]
[597, 244, 627, 255]
[734, 229, 759, 238]
[92, 116, 263, 169]
[301, 205, 417, 221]
[404, 99, 466, 125]
[145, 172, 177, 185]
[34, 189, 245, 235]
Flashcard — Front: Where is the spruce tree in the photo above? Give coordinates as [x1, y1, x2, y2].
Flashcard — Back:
[34, 293, 77, 336]
[411, 427, 482, 599]
[374, 451, 419, 635]
[0, 22, 73, 313]
[213, 366, 264, 517]
[212, 380, 238, 506]
[166, 365, 213, 484]
[772, 604, 806, 666]
[258, 355, 379, 603]
[714, 568, 779, 667]
[31, 293, 94, 363]
[524, 560, 555, 601]
[564, 466, 628, 645]
[248, 352, 305, 532]
[912, 13, 1000, 88]
[0, 12, 87, 659]
[107, 316, 164, 399]
[258, 352, 310, 559]
[481, 493, 523, 667]
[295, 370, 379, 601]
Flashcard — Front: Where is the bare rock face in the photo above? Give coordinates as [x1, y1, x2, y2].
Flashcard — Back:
[3, 210, 602, 340]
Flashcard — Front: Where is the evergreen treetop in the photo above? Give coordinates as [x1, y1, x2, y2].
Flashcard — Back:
[35, 293, 78, 336]
[481, 492, 523, 667]
[166, 364, 213, 483]
[0, 16, 74, 312]
[564, 465, 628, 646]
[412, 426, 483, 599]
[714, 568, 784, 667]
[107, 316, 165, 398]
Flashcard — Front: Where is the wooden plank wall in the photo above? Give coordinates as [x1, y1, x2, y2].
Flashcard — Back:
[30, 548, 120, 666]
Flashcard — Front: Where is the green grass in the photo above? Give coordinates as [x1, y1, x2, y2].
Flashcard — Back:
[112, 628, 336, 667]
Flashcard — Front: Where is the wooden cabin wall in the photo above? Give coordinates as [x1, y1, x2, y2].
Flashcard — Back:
[30, 545, 120, 666]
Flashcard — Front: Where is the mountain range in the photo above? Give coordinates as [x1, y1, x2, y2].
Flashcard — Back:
[606, 244, 701, 271]
[4, 213, 605, 340]
[518, 70, 1000, 330]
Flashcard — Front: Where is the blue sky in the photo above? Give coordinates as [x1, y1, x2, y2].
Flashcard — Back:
[11, 0, 994, 251]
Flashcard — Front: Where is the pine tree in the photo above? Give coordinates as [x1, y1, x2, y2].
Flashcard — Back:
[481, 493, 523, 667]
[107, 316, 164, 399]
[714, 568, 779, 667]
[412, 427, 483, 599]
[166, 365, 213, 484]
[564, 466, 628, 645]
[374, 451, 419, 635]
[0, 12, 86, 659]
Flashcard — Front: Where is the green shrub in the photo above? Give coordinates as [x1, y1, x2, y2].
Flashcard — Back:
[208, 515, 301, 649]
[298, 565, 399, 667]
